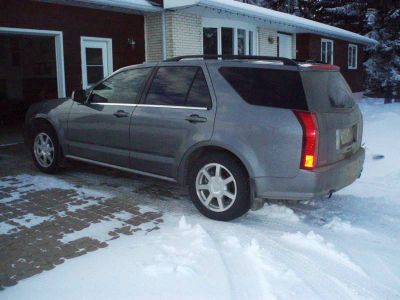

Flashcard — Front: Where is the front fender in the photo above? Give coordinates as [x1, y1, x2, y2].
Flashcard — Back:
[24, 98, 73, 154]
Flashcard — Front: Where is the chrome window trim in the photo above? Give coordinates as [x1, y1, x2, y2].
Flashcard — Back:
[91, 103, 137, 107]
[138, 104, 208, 110]
[90, 103, 208, 110]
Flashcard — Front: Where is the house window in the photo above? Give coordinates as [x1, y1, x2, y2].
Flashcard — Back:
[321, 39, 334, 64]
[348, 44, 358, 69]
[249, 31, 254, 55]
[202, 20, 257, 56]
[203, 28, 218, 55]
[237, 29, 246, 55]
[221, 27, 234, 55]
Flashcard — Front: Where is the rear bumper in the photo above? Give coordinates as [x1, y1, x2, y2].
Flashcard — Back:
[254, 147, 365, 200]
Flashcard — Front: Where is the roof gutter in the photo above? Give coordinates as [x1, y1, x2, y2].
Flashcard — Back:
[40, 0, 162, 13]
[165, 0, 377, 45]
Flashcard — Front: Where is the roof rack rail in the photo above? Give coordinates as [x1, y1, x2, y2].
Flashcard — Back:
[294, 59, 326, 64]
[164, 55, 298, 67]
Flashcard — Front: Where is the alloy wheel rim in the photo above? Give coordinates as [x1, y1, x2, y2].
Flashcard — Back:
[195, 163, 237, 212]
[33, 133, 55, 168]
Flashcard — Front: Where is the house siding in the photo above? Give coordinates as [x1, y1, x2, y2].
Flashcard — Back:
[297, 33, 364, 92]
[0, 0, 145, 95]
[258, 28, 278, 56]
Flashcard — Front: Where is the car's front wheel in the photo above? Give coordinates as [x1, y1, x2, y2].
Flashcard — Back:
[189, 153, 250, 221]
[31, 123, 61, 174]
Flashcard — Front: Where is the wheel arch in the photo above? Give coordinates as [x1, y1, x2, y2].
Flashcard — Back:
[27, 115, 65, 155]
[177, 142, 255, 185]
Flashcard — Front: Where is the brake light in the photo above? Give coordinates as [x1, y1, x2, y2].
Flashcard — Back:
[294, 111, 319, 170]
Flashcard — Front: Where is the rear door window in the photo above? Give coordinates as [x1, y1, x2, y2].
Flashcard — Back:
[145, 66, 197, 106]
[145, 66, 212, 108]
[186, 69, 212, 108]
[219, 67, 308, 110]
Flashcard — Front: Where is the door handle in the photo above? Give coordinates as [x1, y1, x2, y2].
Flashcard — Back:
[185, 114, 207, 123]
[113, 110, 130, 118]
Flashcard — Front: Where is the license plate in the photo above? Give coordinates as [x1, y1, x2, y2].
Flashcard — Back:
[339, 126, 356, 146]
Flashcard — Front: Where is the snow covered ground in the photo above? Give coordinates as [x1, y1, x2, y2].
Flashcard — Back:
[2, 98, 400, 300]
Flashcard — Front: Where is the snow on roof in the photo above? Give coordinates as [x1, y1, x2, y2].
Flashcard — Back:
[164, 0, 376, 45]
[44, 0, 161, 13]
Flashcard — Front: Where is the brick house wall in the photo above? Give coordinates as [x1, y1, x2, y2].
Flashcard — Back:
[144, 13, 163, 62]
[296, 33, 365, 92]
[0, 0, 145, 95]
[165, 12, 203, 58]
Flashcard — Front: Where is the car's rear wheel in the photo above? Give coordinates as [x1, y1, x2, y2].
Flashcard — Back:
[189, 153, 250, 221]
[31, 123, 60, 174]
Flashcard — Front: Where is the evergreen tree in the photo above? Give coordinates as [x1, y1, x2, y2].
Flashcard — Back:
[248, 0, 400, 99]
[364, 1, 400, 101]
[303, 0, 367, 33]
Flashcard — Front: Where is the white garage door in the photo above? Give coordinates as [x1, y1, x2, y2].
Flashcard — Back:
[278, 33, 293, 59]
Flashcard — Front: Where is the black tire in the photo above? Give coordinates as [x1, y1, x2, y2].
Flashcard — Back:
[30, 122, 61, 174]
[188, 152, 250, 221]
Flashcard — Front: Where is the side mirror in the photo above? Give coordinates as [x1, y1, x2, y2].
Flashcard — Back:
[71, 89, 87, 104]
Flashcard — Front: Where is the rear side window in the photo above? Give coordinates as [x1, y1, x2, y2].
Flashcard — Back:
[219, 67, 308, 110]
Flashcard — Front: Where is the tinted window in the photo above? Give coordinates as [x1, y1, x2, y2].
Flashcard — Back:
[219, 67, 308, 110]
[186, 70, 212, 108]
[300, 71, 355, 112]
[91, 68, 151, 104]
[146, 67, 198, 106]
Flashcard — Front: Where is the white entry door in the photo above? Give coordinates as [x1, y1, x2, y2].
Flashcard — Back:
[278, 33, 293, 59]
[81, 37, 113, 89]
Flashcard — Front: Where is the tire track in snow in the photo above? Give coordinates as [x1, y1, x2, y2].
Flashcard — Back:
[199, 226, 276, 300]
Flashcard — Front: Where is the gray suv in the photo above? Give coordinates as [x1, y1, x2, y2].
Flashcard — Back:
[24, 55, 365, 221]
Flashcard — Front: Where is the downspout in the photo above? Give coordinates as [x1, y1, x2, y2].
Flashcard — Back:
[161, 11, 167, 60]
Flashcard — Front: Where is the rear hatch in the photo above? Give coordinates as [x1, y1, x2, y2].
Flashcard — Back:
[300, 69, 363, 167]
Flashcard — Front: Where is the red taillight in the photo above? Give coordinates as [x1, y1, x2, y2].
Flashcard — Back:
[294, 111, 319, 170]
